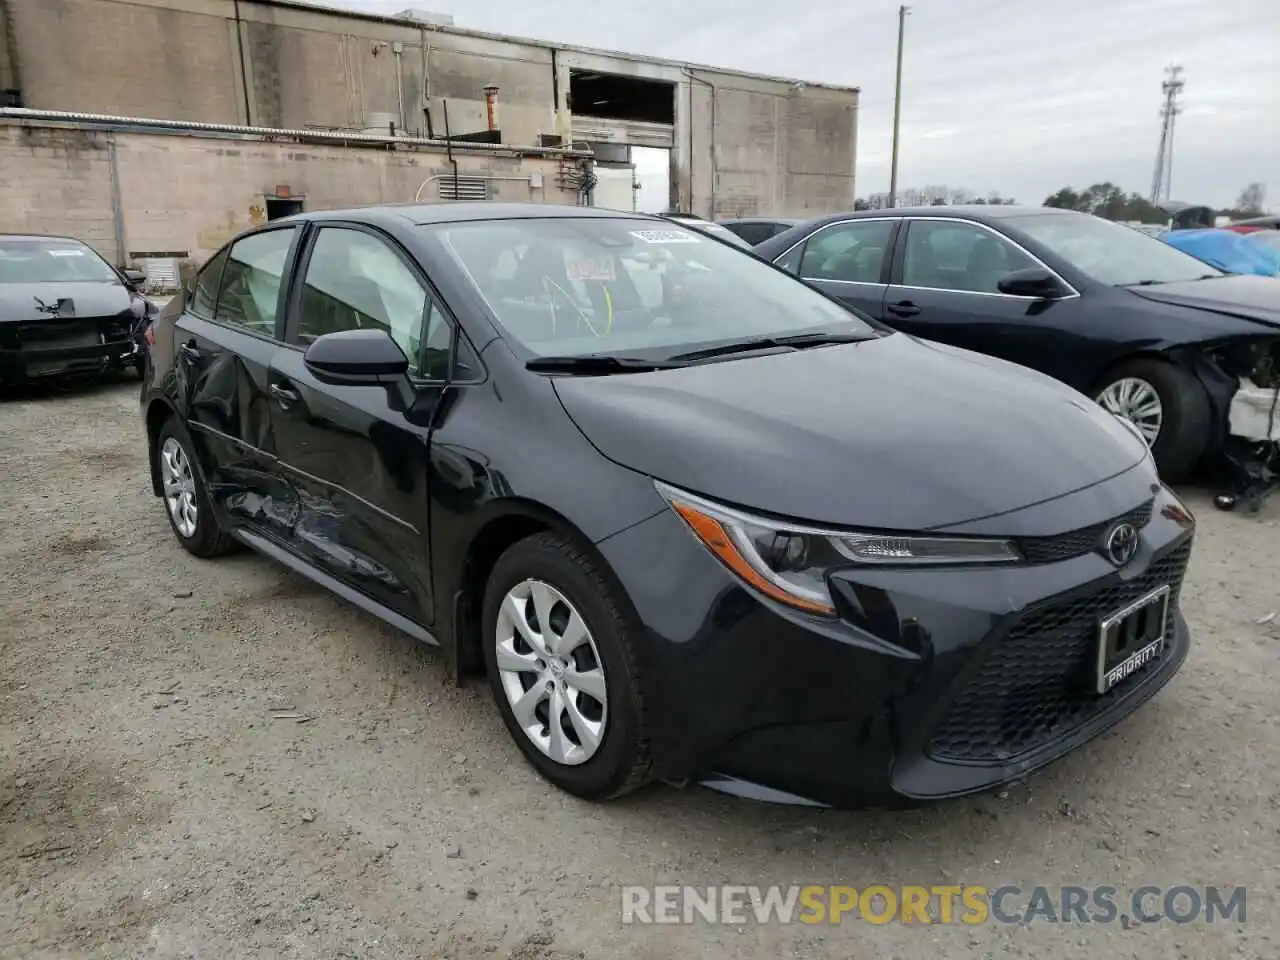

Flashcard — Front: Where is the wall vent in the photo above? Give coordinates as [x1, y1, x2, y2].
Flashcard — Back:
[438, 177, 490, 201]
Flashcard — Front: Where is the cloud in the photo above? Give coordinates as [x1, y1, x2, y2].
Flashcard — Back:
[317, 0, 1279, 208]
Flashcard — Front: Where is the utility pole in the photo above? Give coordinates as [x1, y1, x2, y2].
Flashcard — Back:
[888, 4, 910, 208]
[1150, 64, 1184, 204]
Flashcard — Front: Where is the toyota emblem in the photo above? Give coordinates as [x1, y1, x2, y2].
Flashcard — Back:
[1104, 522, 1140, 566]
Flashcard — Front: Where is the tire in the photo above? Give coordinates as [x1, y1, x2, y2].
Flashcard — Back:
[481, 531, 651, 801]
[133, 352, 147, 380]
[155, 418, 238, 558]
[1094, 358, 1211, 483]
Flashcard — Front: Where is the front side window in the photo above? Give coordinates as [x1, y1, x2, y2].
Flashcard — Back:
[799, 220, 895, 284]
[901, 221, 1039, 293]
[427, 217, 877, 361]
[298, 228, 445, 379]
[214, 228, 296, 335]
[0, 238, 121, 284]
[1011, 212, 1225, 286]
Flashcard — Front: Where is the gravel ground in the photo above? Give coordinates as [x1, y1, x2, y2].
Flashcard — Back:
[1, 378, 1277, 960]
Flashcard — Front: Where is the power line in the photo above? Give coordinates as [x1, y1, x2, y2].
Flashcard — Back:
[1150, 64, 1184, 204]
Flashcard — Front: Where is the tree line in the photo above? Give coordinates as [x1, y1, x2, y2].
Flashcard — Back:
[1042, 182, 1268, 223]
[850, 182, 1268, 222]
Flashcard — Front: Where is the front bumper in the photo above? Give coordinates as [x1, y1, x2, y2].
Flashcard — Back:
[597, 480, 1195, 808]
[0, 315, 141, 384]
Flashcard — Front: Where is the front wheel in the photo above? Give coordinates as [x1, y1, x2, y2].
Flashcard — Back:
[1094, 358, 1210, 482]
[481, 532, 651, 801]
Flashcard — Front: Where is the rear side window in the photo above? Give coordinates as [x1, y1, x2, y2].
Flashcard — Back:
[213, 228, 297, 337]
[731, 223, 777, 246]
[189, 247, 229, 319]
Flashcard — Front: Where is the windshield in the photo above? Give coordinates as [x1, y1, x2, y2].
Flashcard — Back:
[1011, 212, 1225, 286]
[426, 218, 875, 360]
[0, 238, 120, 283]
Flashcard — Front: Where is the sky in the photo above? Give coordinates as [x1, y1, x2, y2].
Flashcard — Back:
[315, 0, 1278, 210]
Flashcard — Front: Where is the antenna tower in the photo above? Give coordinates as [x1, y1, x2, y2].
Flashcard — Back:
[1150, 65, 1184, 204]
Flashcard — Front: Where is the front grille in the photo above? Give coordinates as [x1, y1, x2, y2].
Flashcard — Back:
[15, 315, 132, 351]
[926, 538, 1192, 764]
[1016, 499, 1154, 564]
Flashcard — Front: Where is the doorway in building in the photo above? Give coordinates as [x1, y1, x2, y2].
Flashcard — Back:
[632, 147, 670, 213]
[265, 197, 305, 220]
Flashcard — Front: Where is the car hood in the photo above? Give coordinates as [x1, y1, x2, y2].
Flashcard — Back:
[552, 334, 1148, 530]
[0, 281, 134, 322]
[1124, 275, 1280, 332]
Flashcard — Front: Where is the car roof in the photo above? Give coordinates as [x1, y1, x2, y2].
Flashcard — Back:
[0, 233, 88, 243]
[800, 205, 1078, 226]
[278, 202, 664, 228]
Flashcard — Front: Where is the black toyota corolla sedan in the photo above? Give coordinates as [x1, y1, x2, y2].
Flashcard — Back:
[140, 203, 1196, 808]
[0, 233, 154, 386]
[755, 207, 1280, 490]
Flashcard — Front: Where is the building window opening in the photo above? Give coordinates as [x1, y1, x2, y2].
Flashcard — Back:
[266, 197, 305, 220]
[568, 71, 674, 125]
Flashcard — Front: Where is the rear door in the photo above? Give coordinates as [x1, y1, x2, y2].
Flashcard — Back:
[883, 218, 1085, 378]
[268, 223, 458, 626]
[173, 226, 300, 526]
[773, 218, 900, 320]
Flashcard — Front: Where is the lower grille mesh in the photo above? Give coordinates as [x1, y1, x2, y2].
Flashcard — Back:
[926, 539, 1192, 764]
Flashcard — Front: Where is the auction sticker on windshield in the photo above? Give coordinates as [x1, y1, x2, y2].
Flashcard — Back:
[630, 229, 700, 244]
[47, 249, 86, 256]
[566, 254, 617, 281]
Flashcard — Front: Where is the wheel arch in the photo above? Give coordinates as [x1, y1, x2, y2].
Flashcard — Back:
[1088, 347, 1194, 396]
[448, 497, 642, 684]
[144, 396, 180, 496]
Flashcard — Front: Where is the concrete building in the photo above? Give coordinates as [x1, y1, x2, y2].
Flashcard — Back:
[0, 0, 858, 275]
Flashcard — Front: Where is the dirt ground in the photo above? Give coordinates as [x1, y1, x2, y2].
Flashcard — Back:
[2, 378, 1277, 960]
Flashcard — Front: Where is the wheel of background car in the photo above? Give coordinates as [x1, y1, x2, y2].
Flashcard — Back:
[1094, 358, 1210, 483]
[481, 531, 651, 801]
[155, 418, 239, 558]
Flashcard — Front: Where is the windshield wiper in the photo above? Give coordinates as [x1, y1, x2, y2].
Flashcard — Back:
[525, 354, 682, 374]
[668, 331, 870, 363]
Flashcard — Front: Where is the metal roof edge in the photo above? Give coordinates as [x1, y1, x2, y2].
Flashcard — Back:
[257, 0, 861, 94]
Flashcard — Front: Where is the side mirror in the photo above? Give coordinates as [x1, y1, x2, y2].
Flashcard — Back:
[303, 328, 409, 386]
[122, 267, 147, 289]
[997, 267, 1067, 299]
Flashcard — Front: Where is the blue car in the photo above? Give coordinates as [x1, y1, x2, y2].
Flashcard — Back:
[1161, 228, 1280, 277]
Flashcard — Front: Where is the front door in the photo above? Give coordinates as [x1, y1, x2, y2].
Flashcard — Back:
[268, 224, 451, 625]
[774, 217, 899, 321]
[883, 218, 1086, 381]
[173, 226, 299, 527]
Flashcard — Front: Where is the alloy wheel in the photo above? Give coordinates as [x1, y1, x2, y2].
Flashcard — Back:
[494, 578, 608, 766]
[1096, 377, 1163, 444]
[160, 436, 199, 538]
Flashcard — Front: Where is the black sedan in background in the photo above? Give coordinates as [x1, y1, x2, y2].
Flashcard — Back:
[141, 203, 1195, 808]
[756, 207, 1280, 484]
[718, 216, 803, 245]
[0, 233, 154, 386]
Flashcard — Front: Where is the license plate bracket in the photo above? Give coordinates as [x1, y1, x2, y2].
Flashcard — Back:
[1095, 585, 1170, 694]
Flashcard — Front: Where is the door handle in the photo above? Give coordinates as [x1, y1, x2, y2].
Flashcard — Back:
[270, 382, 301, 404]
[178, 341, 203, 362]
[887, 301, 921, 317]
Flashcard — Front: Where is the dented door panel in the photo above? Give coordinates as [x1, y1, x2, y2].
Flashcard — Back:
[174, 312, 284, 522]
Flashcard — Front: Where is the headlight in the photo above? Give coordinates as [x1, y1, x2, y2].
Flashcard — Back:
[656, 482, 1021, 616]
